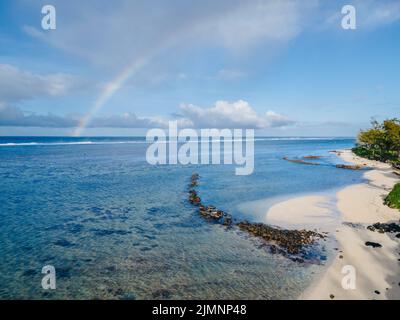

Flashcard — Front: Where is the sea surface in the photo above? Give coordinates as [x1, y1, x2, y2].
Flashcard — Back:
[0, 136, 363, 299]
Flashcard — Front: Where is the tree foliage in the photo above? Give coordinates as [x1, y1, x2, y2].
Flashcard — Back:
[354, 119, 400, 166]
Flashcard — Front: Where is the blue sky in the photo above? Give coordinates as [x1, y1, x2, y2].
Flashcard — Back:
[0, 0, 399, 136]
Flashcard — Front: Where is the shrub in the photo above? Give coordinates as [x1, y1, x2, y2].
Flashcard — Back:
[355, 119, 400, 163]
[384, 183, 400, 210]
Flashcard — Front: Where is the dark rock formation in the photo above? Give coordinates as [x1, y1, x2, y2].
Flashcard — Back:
[199, 205, 223, 220]
[303, 155, 323, 159]
[188, 189, 201, 205]
[365, 241, 382, 248]
[335, 164, 364, 170]
[187, 172, 325, 262]
[342, 222, 364, 229]
[187, 174, 238, 229]
[222, 214, 233, 226]
[282, 157, 320, 166]
[237, 221, 324, 255]
[190, 173, 199, 188]
[367, 222, 400, 234]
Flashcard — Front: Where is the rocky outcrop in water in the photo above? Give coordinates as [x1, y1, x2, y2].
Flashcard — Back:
[303, 155, 323, 159]
[237, 221, 324, 255]
[335, 164, 364, 170]
[188, 173, 325, 261]
[188, 189, 201, 205]
[283, 153, 370, 171]
[188, 173, 232, 226]
[282, 157, 320, 166]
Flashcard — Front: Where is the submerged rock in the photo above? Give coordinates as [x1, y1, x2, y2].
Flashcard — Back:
[335, 164, 364, 170]
[187, 173, 325, 262]
[54, 239, 74, 247]
[342, 222, 364, 229]
[189, 173, 199, 188]
[237, 221, 324, 255]
[188, 189, 201, 205]
[199, 205, 224, 220]
[282, 157, 320, 166]
[188, 173, 226, 222]
[222, 214, 233, 226]
[152, 288, 172, 299]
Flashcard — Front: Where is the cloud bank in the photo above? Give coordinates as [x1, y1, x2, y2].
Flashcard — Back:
[23, 0, 400, 72]
[22, 0, 317, 70]
[179, 100, 294, 128]
[0, 100, 294, 130]
[0, 64, 86, 103]
[0, 104, 165, 128]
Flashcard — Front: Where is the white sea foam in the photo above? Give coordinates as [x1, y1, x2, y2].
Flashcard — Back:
[0, 141, 145, 147]
[0, 137, 350, 147]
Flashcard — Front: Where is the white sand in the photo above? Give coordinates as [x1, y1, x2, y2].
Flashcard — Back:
[266, 195, 337, 230]
[301, 150, 400, 300]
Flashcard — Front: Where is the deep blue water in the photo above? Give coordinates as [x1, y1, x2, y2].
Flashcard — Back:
[0, 136, 362, 299]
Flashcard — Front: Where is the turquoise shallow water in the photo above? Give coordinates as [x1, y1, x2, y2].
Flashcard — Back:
[0, 137, 362, 299]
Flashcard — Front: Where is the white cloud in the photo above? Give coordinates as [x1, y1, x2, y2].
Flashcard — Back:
[88, 113, 189, 128]
[0, 100, 294, 129]
[324, 0, 400, 29]
[0, 104, 77, 127]
[179, 100, 295, 128]
[360, 0, 400, 27]
[22, 0, 318, 71]
[201, 0, 315, 51]
[24, 0, 400, 73]
[0, 104, 187, 129]
[0, 64, 85, 103]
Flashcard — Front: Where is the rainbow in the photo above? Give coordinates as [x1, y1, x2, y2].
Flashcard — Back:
[73, 56, 149, 137]
[73, 32, 181, 137]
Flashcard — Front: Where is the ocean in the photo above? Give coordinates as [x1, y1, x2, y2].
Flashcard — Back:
[0, 136, 363, 299]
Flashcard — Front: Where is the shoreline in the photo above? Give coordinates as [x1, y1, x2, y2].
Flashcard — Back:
[265, 194, 338, 231]
[300, 149, 400, 300]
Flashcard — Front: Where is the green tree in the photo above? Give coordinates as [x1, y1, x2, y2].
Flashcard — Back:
[383, 119, 400, 158]
[355, 118, 400, 163]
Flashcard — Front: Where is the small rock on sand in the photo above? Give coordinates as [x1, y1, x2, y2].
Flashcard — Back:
[365, 241, 382, 248]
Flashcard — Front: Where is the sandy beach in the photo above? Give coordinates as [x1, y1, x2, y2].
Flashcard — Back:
[266, 149, 400, 299]
[266, 195, 337, 230]
[299, 150, 400, 299]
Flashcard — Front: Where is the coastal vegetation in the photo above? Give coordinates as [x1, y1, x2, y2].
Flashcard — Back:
[384, 183, 400, 210]
[353, 119, 400, 211]
[353, 118, 400, 168]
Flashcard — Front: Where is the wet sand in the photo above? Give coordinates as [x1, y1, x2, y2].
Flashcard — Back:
[266, 195, 337, 230]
